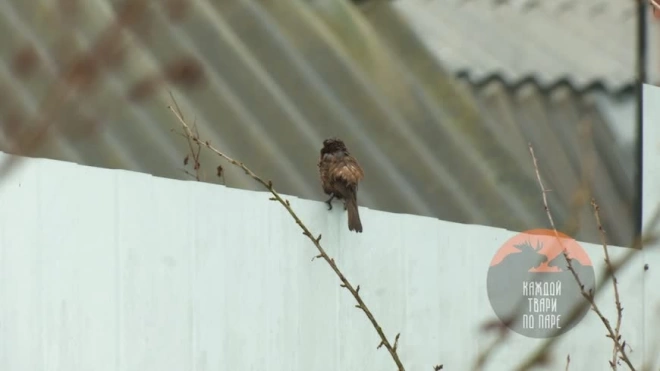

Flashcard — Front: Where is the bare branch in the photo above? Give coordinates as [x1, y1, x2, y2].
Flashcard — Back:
[592, 199, 625, 370]
[168, 95, 409, 371]
[650, 0, 660, 13]
[169, 92, 202, 181]
[527, 143, 636, 370]
[515, 207, 658, 370]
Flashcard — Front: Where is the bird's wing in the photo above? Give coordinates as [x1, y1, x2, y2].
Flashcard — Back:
[331, 159, 364, 184]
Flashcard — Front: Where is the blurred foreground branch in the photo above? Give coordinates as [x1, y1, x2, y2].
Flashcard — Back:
[650, 0, 660, 13]
[0, 0, 202, 182]
[524, 144, 639, 370]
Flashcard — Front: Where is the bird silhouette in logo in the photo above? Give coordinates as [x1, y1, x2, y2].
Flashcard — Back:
[318, 138, 364, 233]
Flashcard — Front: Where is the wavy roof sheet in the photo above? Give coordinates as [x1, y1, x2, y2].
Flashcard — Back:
[395, 0, 654, 93]
[0, 0, 635, 245]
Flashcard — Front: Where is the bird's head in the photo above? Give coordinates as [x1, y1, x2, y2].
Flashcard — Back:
[321, 137, 348, 154]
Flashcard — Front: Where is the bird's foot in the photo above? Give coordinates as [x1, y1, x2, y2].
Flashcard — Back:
[325, 195, 335, 210]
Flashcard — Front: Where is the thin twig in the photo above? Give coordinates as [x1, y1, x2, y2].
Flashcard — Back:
[475, 122, 594, 369]
[515, 229, 658, 371]
[566, 354, 571, 371]
[171, 95, 202, 181]
[179, 168, 198, 179]
[168, 97, 408, 371]
[514, 221, 658, 371]
[592, 199, 625, 370]
[529, 144, 557, 230]
[650, 0, 660, 13]
[527, 143, 636, 370]
[191, 115, 202, 178]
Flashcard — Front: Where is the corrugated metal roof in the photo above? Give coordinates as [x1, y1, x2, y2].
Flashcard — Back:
[462, 80, 635, 241]
[394, 0, 654, 93]
[0, 0, 635, 246]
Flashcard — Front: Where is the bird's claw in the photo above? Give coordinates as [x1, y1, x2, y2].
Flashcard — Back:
[325, 195, 335, 210]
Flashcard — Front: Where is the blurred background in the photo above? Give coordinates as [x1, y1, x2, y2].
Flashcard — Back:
[0, 0, 654, 246]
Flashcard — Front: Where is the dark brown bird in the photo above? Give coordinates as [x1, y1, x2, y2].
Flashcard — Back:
[318, 138, 364, 233]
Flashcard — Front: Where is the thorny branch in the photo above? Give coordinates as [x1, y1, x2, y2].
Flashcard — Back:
[514, 225, 658, 371]
[592, 200, 626, 370]
[167, 94, 413, 371]
[527, 143, 636, 370]
[473, 118, 598, 371]
[170, 95, 203, 181]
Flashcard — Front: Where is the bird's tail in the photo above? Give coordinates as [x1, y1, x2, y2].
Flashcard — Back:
[346, 194, 362, 233]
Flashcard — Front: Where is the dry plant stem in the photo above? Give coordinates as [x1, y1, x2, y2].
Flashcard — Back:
[517, 139, 660, 371]
[168, 102, 407, 371]
[651, 0, 660, 12]
[592, 199, 625, 370]
[0, 0, 150, 181]
[171, 97, 202, 180]
[566, 354, 571, 371]
[514, 234, 654, 371]
[528, 144, 635, 370]
[514, 211, 659, 371]
[474, 125, 594, 370]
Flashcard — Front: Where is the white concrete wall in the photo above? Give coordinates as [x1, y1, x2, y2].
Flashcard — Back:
[0, 91, 658, 370]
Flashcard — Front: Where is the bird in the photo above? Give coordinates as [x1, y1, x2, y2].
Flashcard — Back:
[317, 138, 364, 233]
